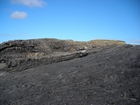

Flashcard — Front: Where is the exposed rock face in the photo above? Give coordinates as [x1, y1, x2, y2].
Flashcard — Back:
[0, 38, 126, 71]
[0, 38, 140, 105]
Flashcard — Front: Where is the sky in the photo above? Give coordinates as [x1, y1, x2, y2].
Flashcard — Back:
[0, 0, 140, 44]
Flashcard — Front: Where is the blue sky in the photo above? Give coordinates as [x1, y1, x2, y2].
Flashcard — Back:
[0, 0, 140, 44]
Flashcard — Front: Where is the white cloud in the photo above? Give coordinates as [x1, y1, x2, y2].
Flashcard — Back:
[10, 11, 27, 19]
[11, 0, 46, 7]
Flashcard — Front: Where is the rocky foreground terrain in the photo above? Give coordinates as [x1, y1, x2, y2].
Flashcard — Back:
[0, 38, 140, 105]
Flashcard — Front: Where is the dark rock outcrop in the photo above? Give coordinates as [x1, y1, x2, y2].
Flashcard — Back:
[0, 38, 126, 71]
[0, 38, 140, 105]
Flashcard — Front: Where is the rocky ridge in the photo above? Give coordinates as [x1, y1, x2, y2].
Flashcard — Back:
[0, 38, 126, 71]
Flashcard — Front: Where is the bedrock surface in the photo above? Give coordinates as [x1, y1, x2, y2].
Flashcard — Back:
[0, 41, 140, 105]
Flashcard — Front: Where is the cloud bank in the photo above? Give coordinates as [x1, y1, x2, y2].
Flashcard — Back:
[10, 11, 27, 19]
[128, 40, 140, 45]
[0, 34, 27, 36]
[11, 0, 46, 7]
[130, 40, 140, 43]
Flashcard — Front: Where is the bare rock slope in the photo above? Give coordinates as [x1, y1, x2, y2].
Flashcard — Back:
[0, 38, 140, 105]
[0, 38, 125, 71]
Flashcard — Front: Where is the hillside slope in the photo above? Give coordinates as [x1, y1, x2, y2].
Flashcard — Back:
[0, 39, 140, 105]
[0, 38, 125, 71]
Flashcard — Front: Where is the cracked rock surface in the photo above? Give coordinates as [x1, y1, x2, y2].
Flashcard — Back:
[0, 38, 140, 105]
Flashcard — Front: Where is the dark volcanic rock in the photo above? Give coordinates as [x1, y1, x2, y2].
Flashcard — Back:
[0, 38, 125, 71]
[0, 38, 140, 105]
